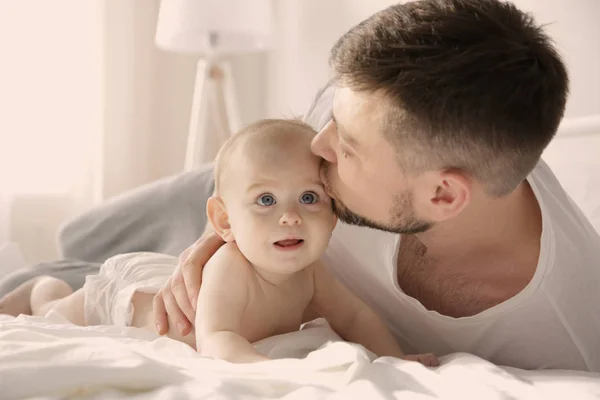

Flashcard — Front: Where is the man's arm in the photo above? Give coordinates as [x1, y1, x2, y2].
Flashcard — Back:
[195, 243, 268, 363]
[309, 261, 406, 359]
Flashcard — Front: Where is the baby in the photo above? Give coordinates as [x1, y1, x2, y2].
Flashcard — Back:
[0, 119, 438, 366]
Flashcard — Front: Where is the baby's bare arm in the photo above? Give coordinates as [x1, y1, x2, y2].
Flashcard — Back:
[309, 261, 406, 359]
[200, 331, 268, 363]
[195, 243, 268, 363]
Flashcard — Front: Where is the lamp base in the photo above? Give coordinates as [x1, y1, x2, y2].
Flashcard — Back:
[184, 58, 241, 171]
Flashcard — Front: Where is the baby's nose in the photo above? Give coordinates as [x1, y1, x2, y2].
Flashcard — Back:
[279, 210, 302, 226]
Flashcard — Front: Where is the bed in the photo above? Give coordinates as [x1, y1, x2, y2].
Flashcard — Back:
[1, 95, 599, 398]
[2, 315, 599, 399]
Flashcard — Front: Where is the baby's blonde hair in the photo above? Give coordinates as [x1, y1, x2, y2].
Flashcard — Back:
[214, 118, 316, 197]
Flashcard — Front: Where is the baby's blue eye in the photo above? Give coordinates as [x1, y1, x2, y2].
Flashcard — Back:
[300, 191, 318, 204]
[257, 194, 276, 206]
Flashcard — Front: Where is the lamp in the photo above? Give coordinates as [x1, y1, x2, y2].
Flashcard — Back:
[155, 0, 274, 170]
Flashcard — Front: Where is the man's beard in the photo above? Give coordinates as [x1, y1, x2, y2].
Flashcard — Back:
[322, 162, 433, 235]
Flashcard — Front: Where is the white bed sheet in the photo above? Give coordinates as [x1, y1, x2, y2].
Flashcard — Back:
[1, 314, 599, 400]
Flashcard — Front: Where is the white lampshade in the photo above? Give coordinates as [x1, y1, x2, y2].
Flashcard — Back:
[155, 0, 274, 56]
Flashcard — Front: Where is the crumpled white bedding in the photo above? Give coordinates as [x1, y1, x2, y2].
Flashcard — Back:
[1, 314, 599, 400]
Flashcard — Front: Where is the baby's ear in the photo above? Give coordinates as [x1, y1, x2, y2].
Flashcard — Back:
[206, 196, 235, 242]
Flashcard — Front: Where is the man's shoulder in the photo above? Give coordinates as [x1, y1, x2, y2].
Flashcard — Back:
[529, 159, 599, 235]
[529, 159, 600, 298]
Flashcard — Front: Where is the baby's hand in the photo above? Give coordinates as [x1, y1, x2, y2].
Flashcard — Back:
[402, 353, 440, 367]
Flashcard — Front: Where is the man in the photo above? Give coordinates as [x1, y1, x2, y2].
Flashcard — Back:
[153, 0, 600, 372]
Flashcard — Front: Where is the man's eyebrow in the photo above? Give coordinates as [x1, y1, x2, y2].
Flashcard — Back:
[332, 112, 360, 149]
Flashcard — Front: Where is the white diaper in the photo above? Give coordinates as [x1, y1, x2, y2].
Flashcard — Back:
[83, 252, 178, 326]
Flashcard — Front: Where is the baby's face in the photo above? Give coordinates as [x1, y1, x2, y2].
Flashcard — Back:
[223, 146, 336, 274]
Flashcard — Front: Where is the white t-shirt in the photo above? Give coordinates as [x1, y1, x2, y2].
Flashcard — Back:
[305, 82, 600, 372]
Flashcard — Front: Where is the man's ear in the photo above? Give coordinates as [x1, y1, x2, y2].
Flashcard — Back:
[206, 196, 235, 242]
[417, 169, 471, 223]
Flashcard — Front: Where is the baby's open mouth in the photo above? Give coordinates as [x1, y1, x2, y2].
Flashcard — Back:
[274, 239, 304, 250]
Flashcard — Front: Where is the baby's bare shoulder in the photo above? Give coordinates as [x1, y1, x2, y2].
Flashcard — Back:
[203, 242, 253, 284]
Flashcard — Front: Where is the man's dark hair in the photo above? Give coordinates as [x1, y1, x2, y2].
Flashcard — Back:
[330, 0, 569, 196]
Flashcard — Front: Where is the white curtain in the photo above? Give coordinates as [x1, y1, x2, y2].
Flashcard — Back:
[0, 0, 199, 265]
[0, 0, 198, 265]
[0, 0, 105, 264]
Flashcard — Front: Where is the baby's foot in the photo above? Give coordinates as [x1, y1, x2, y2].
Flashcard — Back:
[402, 353, 440, 367]
[0, 277, 41, 317]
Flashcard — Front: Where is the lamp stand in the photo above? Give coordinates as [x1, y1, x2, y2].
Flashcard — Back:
[184, 58, 241, 171]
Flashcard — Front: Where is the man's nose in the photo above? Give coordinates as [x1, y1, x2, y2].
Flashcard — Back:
[279, 209, 302, 226]
[311, 120, 337, 164]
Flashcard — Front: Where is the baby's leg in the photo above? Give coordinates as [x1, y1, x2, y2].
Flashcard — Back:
[0, 276, 85, 325]
[31, 277, 85, 325]
[130, 291, 197, 349]
[0, 277, 40, 316]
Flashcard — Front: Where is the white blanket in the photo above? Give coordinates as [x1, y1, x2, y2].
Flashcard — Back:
[1, 314, 599, 400]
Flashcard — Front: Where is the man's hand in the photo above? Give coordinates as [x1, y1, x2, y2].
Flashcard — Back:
[402, 353, 440, 367]
[152, 231, 225, 336]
